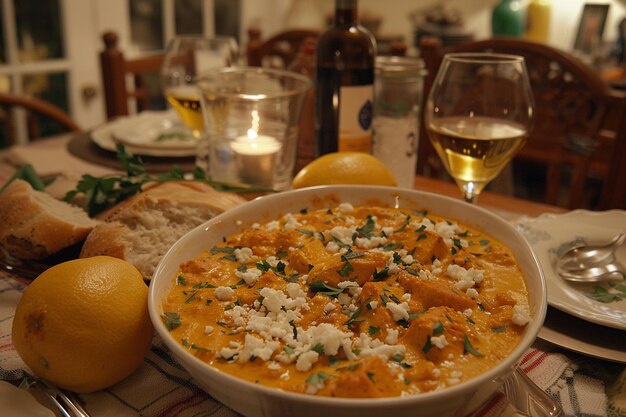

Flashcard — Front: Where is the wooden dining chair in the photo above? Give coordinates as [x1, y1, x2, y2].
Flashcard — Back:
[99, 31, 165, 120]
[246, 27, 320, 69]
[0, 93, 81, 147]
[418, 36, 626, 209]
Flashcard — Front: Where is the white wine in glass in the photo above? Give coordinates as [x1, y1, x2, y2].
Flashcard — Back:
[425, 53, 534, 203]
[161, 36, 238, 168]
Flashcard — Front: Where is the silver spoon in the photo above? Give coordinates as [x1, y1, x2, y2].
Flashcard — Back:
[558, 231, 626, 271]
[558, 262, 625, 283]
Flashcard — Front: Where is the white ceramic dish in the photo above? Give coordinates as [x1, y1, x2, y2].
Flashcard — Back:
[149, 186, 547, 417]
[91, 110, 197, 157]
[517, 210, 626, 331]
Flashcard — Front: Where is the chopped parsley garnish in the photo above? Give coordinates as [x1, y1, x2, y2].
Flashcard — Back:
[344, 304, 364, 326]
[479, 239, 490, 246]
[491, 326, 507, 333]
[433, 321, 444, 335]
[587, 282, 626, 303]
[463, 335, 484, 357]
[309, 280, 344, 297]
[297, 228, 314, 237]
[211, 246, 235, 255]
[338, 257, 354, 277]
[311, 343, 325, 354]
[185, 291, 198, 304]
[176, 275, 187, 285]
[356, 216, 376, 238]
[256, 260, 272, 272]
[417, 233, 428, 241]
[395, 215, 411, 232]
[368, 325, 381, 336]
[237, 265, 248, 273]
[422, 337, 432, 353]
[372, 267, 390, 281]
[162, 312, 181, 330]
[306, 372, 332, 386]
[190, 344, 209, 352]
[382, 242, 403, 251]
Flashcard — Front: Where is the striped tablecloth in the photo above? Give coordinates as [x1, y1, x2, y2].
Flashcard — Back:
[1, 272, 624, 417]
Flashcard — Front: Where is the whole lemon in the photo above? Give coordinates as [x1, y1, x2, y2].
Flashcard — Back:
[292, 152, 397, 188]
[12, 256, 154, 393]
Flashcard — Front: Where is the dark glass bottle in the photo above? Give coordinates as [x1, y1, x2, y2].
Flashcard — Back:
[315, 0, 376, 155]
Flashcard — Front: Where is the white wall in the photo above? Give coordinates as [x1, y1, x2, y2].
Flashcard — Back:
[241, 0, 626, 54]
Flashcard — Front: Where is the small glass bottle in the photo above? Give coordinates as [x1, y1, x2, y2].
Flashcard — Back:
[492, 0, 524, 37]
[372, 56, 426, 188]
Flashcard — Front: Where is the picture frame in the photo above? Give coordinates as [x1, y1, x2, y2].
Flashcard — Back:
[573, 3, 610, 54]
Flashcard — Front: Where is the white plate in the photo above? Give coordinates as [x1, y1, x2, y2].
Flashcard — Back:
[91, 111, 197, 157]
[517, 210, 626, 330]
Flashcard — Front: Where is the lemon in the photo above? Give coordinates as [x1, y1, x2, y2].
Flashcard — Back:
[292, 152, 397, 188]
[12, 256, 154, 393]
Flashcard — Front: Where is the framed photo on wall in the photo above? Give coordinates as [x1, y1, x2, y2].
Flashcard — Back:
[573, 3, 610, 54]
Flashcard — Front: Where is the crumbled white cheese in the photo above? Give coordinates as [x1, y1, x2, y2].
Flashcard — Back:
[402, 254, 415, 264]
[204, 325, 214, 334]
[512, 304, 531, 326]
[430, 335, 449, 349]
[446, 264, 484, 290]
[466, 288, 479, 299]
[329, 226, 356, 245]
[463, 308, 473, 318]
[215, 286, 234, 301]
[296, 351, 319, 372]
[385, 328, 399, 344]
[324, 302, 336, 313]
[266, 220, 279, 231]
[355, 235, 387, 249]
[234, 247, 254, 263]
[382, 226, 394, 236]
[386, 302, 410, 321]
[337, 202, 354, 213]
[369, 300, 379, 309]
[235, 267, 262, 285]
[283, 213, 302, 232]
[219, 347, 237, 359]
[325, 241, 340, 254]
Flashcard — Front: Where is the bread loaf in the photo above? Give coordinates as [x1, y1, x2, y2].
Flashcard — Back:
[0, 179, 100, 260]
[80, 181, 246, 279]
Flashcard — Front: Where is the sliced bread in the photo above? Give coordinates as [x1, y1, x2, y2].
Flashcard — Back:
[0, 179, 100, 260]
[80, 181, 246, 279]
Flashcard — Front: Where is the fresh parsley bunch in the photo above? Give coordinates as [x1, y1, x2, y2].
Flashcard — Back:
[64, 144, 271, 217]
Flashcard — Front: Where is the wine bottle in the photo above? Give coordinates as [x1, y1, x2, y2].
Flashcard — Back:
[315, 0, 376, 155]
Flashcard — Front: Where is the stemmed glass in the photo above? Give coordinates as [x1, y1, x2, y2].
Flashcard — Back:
[161, 36, 239, 168]
[425, 53, 534, 203]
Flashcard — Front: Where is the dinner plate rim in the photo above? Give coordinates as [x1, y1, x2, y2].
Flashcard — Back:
[90, 110, 197, 157]
[517, 208, 626, 331]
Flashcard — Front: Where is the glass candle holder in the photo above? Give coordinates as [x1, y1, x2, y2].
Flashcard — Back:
[197, 67, 311, 190]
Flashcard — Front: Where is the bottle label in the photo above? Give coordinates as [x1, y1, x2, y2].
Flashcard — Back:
[338, 85, 373, 152]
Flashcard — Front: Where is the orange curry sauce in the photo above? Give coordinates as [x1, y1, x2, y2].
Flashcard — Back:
[162, 203, 530, 398]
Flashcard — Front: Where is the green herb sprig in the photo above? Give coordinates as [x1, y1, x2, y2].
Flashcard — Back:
[64, 144, 273, 216]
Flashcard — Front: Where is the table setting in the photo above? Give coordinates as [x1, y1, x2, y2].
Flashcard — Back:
[1, 13, 626, 417]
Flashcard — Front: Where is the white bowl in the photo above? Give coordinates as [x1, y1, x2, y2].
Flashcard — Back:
[149, 186, 547, 417]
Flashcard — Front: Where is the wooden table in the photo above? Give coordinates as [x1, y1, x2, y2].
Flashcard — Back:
[0, 133, 622, 417]
[0, 133, 565, 220]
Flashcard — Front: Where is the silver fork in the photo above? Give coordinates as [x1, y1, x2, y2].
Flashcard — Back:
[19, 374, 91, 417]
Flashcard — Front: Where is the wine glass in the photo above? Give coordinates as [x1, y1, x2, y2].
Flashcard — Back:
[161, 36, 239, 167]
[425, 53, 534, 204]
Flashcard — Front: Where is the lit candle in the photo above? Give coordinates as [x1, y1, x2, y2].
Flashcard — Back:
[231, 129, 282, 187]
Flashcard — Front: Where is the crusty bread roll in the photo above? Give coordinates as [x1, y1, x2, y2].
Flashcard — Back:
[80, 181, 246, 279]
[0, 179, 100, 260]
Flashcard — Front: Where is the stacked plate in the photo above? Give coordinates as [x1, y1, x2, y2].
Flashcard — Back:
[91, 110, 197, 157]
[516, 210, 626, 363]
